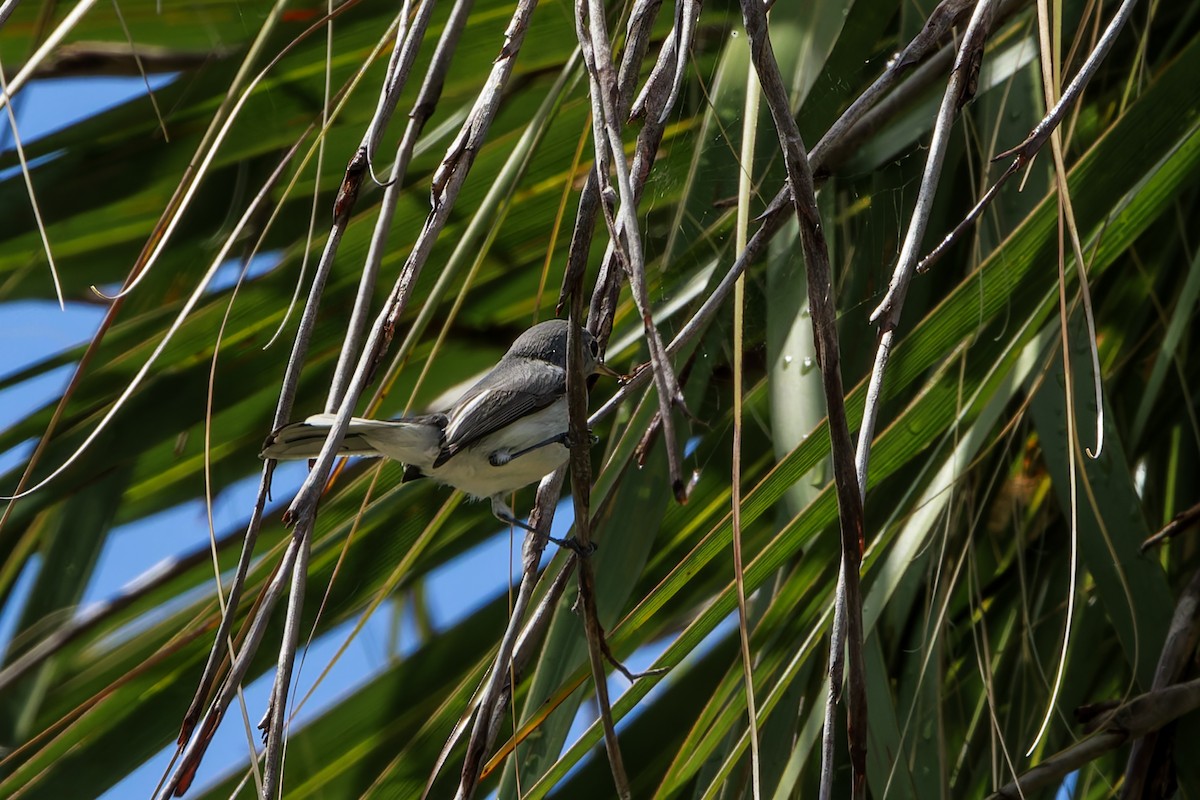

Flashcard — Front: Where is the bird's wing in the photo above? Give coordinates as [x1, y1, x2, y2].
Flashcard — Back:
[435, 359, 564, 467]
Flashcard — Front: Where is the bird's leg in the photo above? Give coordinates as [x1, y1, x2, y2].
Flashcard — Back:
[488, 430, 597, 467]
[489, 495, 537, 533]
[488, 495, 595, 555]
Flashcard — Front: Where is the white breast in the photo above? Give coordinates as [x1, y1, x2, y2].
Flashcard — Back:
[426, 398, 570, 499]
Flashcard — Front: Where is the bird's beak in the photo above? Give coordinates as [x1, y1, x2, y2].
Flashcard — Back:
[594, 361, 622, 379]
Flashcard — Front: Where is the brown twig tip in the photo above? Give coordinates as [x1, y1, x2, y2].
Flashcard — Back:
[1140, 500, 1200, 552]
[334, 149, 368, 220]
[991, 141, 1026, 163]
[1075, 699, 1122, 728]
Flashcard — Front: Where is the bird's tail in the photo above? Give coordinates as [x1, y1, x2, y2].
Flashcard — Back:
[260, 413, 443, 465]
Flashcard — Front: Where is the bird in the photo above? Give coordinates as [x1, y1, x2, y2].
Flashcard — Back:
[260, 319, 619, 534]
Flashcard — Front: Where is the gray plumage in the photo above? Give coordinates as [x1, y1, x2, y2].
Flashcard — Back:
[260, 320, 612, 532]
[436, 319, 597, 466]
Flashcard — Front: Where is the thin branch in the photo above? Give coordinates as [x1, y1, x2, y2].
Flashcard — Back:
[655, 0, 697, 124]
[819, 567, 848, 800]
[867, 0, 995, 326]
[177, 116, 338, 761]
[589, 0, 701, 350]
[452, 472, 564, 800]
[759, 0, 1020, 219]
[575, 0, 688, 500]
[261, 532, 311, 798]
[989, 676, 1200, 799]
[426, 532, 579, 797]
[257, 2, 541, 794]
[855, 0, 997, 514]
[998, 0, 1140, 163]
[451, 0, 676, 789]
[590, 0, 1030, 427]
[0, 0, 99, 113]
[177, 6, 416, 780]
[1140, 500, 1200, 552]
[160, 537, 302, 798]
[734, 0, 869, 797]
[325, 0, 442, 410]
[568, 280, 631, 797]
[0, 0, 22, 31]
[372, 51, 581, 423]
[918, 0, 1142, 272]
[834, 2, 998, 794]
[559, 0, 666, 321]
[1122, 566, 1200, 797]
[354, 0, 481, 412]
[455, 5, 692, 789]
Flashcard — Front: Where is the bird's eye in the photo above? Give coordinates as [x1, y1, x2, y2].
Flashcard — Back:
[589, 339, 600, 357]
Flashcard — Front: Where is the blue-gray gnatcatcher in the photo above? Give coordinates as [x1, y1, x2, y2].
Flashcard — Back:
[261, 319, 619, 531]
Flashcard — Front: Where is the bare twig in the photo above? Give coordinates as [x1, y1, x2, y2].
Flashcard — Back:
[989, 676, 1200, 799]
[734, 0, 869, 797]
[590, 0, 1032, 428]
[257, 2, 541, 793]
[867, 0, 995, 326]
[655, 0, 697, 124]
[1140, 500, 1200, 552]
[261, 533, 311, 798]
[0, 0, 22, 31]
[179, 0, 494, 790]
[559, 0, 666, 321]
[175, 8, 410, 764]
[575, 0, 689, 501]
[568, 278, 631, 795]
[453, 473, 565, 800]
[373, 49, 581, 421]
[577, 0, 705, 505]
[279, 0, 538, 596]
[818, 565, 848, 800]
[160, 538, 302, 798]
[358, 0, 486, 411]
[856, 0, 997, 506]
[0, 0, 99, 114]
[829, 3, 998, 795]
[427, 532, 580, 797]
[918, 0, 1142, 272]
[1122, 566, 1200, 797]
[450, 1, 681, 788]
[759, 0, 1016, 219]
[577, 376, 634, 791]
[998, 0, 1139, 163]
[326, 0, 444, 410]
[257, 6, 444, 789]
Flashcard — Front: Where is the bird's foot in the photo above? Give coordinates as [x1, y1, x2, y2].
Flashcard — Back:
[547, 535, 597, 556]
[489, 496, 597, 556]
[486, 428, 601, 470]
